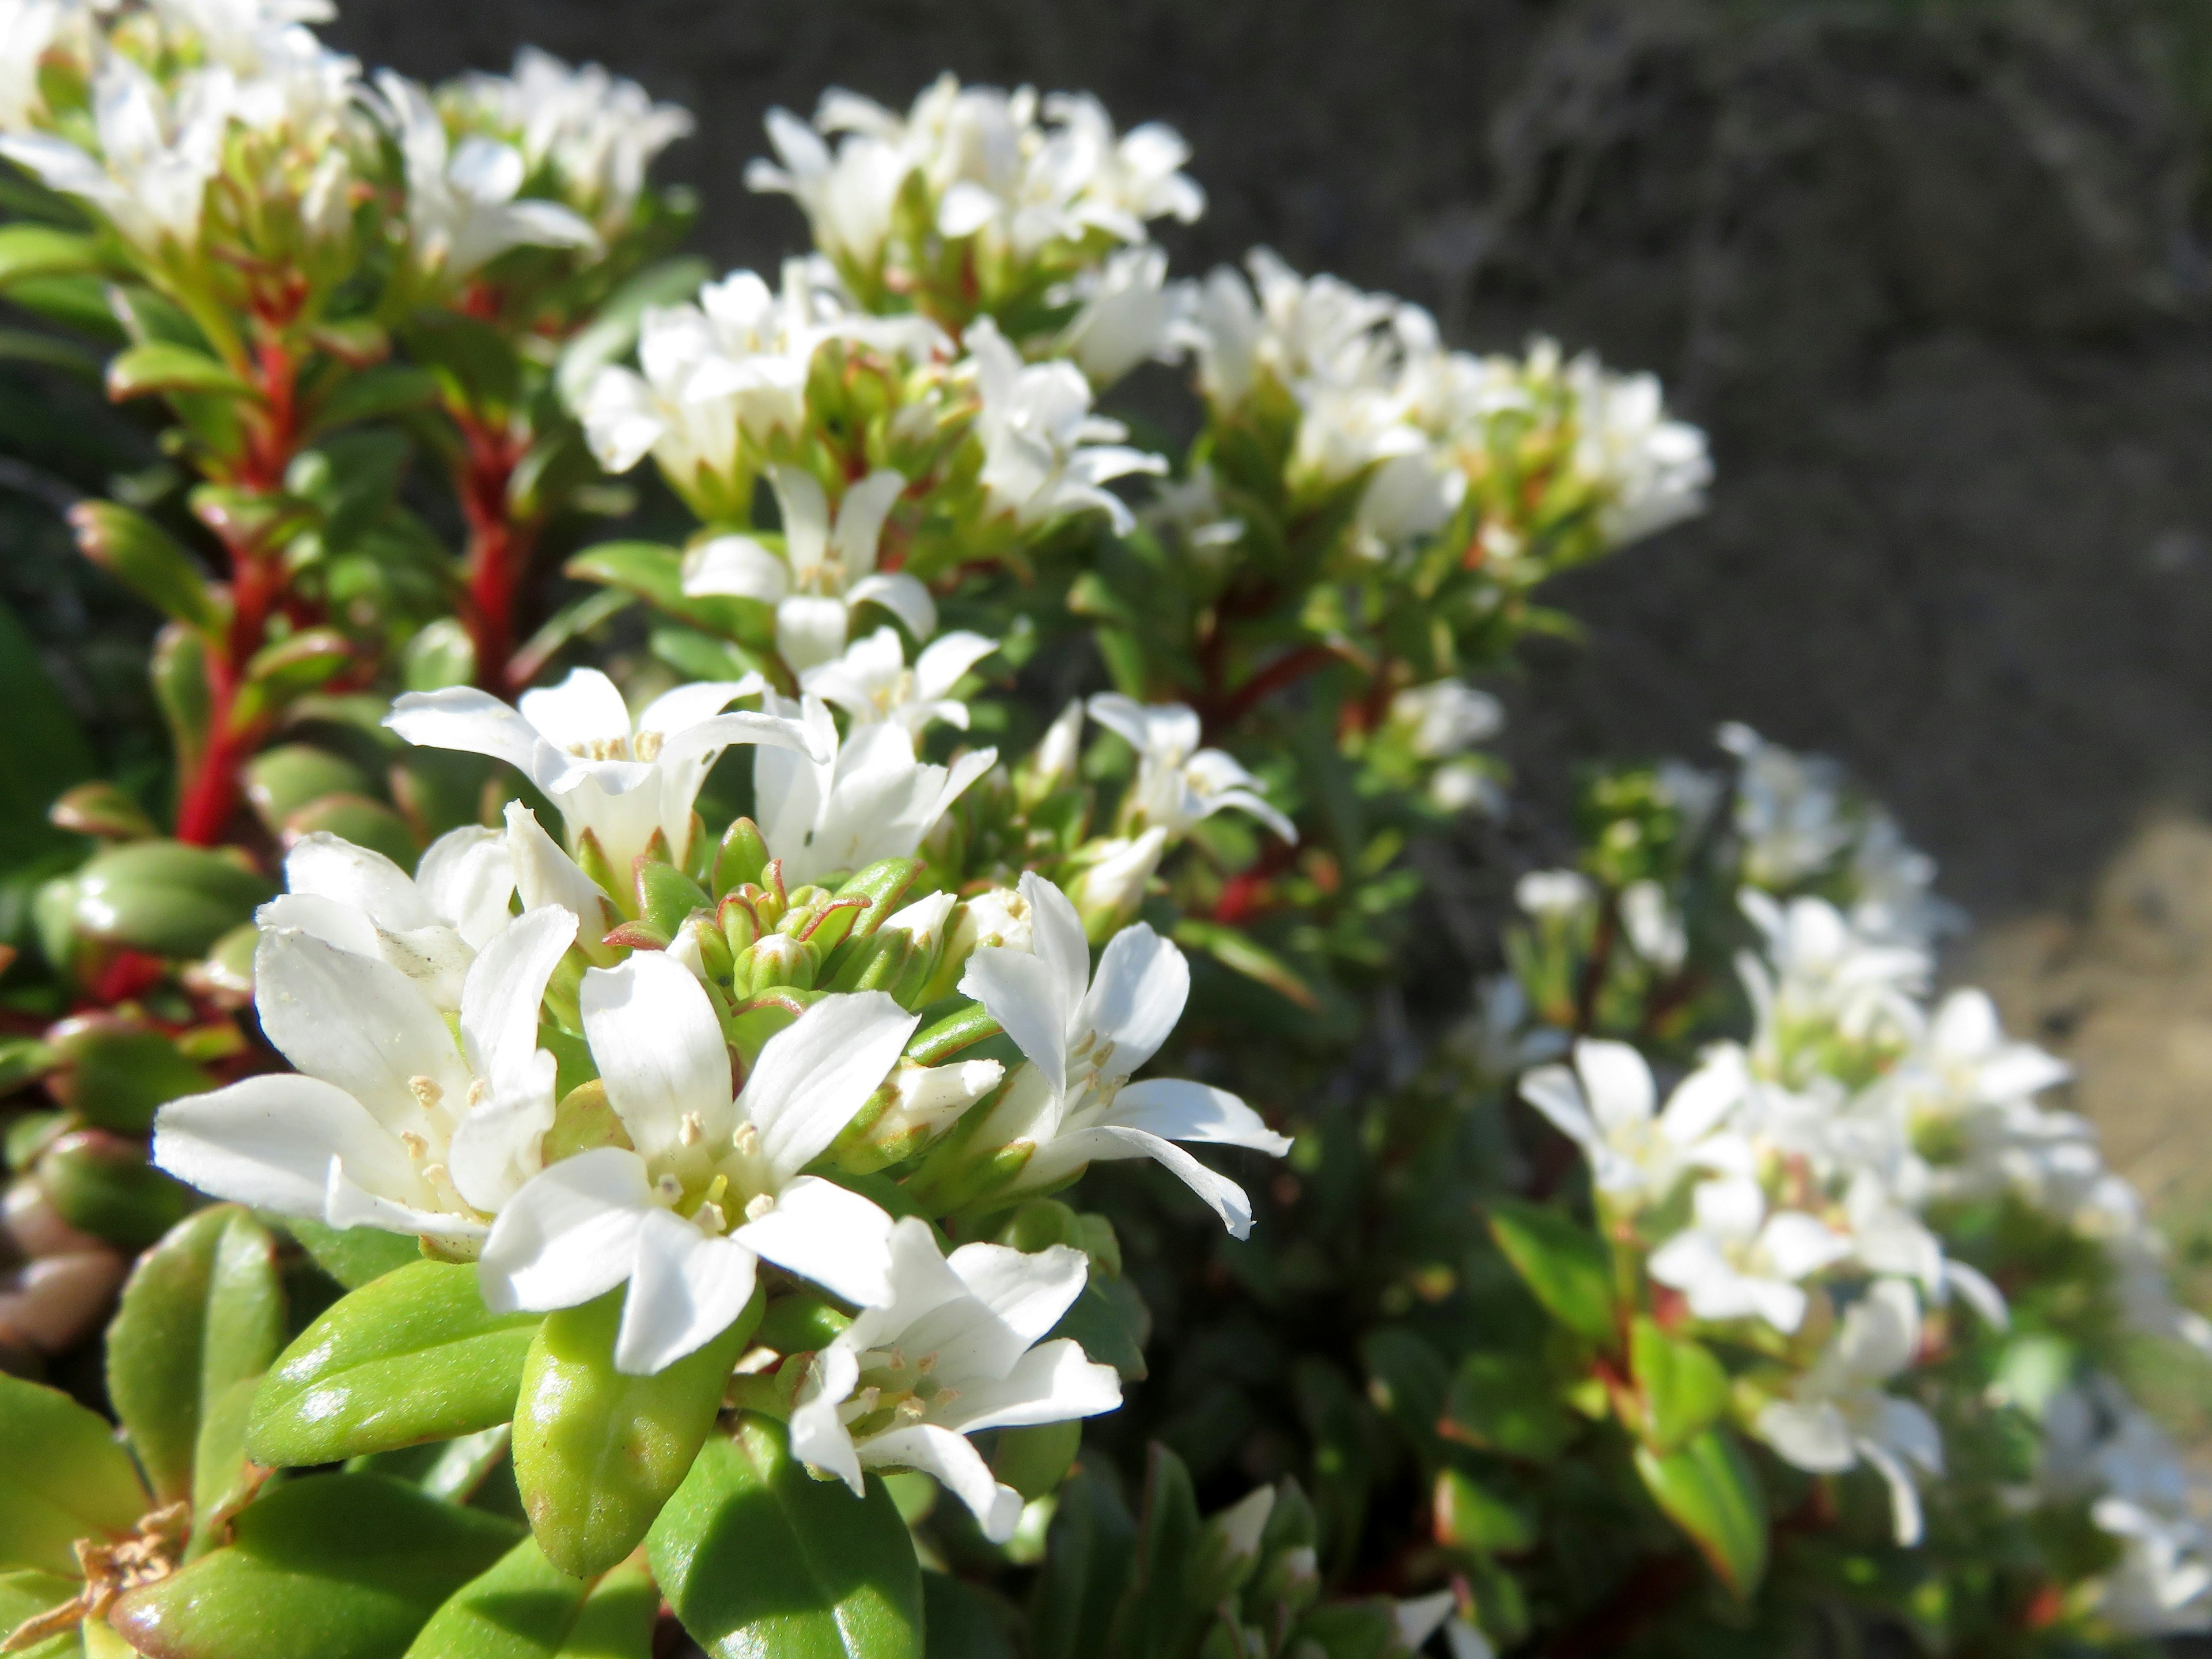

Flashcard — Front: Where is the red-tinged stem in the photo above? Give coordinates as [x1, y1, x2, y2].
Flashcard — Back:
[454, 414, 539, 698]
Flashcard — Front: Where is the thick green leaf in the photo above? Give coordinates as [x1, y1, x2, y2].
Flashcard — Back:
[1633, 1426, 1770, 1600]
[47, 1022, 214, 1135]
[0, 598, 92, 865]
[105, 343, 251, 403]
[1485, 1199, 1617, 1347]
[399, 1535, 592, 1659]
[281, 796, 418, 868]
[248, 1262, 540, 1466]
[921, 1575, 1017, 1659]
[109, 1474, 521, 1659]
[279, 1218, 421, 1290]
[107, 1206, 283, 1506]
[1630, 1317, 1728, 1455]
[69, 502, 218, 632]
[1432, 1468, 1535, 1556]
[0, 1566, 82, 1656]
[36, 1130, 191, 1248]
[243, 745, 372, 830]
[0, 1374, 146, 1575]
[1441, 1351, 1576, 1463]
[1049, 1278, 1149, 1382]
[307, 365, 438, 434]
[1028, 1468, 1135, 1659]
[0, 224, 102, 286]
[69, 842, 273, 958]
[556, 1560, 657, 1659]
[565, 542, 758, 640]
[1108, 1444, 1203, 1659]
[991, 1420, 1081, 1503]
[514, 1287, 759, 1578]
[647, 1414, 922, 1659]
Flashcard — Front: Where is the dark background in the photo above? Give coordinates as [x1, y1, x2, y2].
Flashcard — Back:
[320, 0, 2212, 930]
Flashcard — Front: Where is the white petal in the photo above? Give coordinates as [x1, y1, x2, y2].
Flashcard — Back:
[789, 1347, 865, 1495]
[959, 948, 1070, 1097]
[1105, 1078, 1291, 1156]
[1396, 1592, 1457, 1653]
[415, 827, 516, 949]
[255, 928, 469, 1127]
[1762, 1213, 1854, 1281]
[831, 469, 906, 578]
[847, 572, 937, 643]
[767, 465, 831, 575]
[944, 1241, 1092, 1355]
[1033, 1124, 1255, 1238]
[681, 536, 790, 603]
[739, 991, 918, 1182]
[1658, 1056, 1744, 1146]
[1857, 1437, 1925, 1547]
[1022, 871, 1092, 1014]
[775, 595, 851, 672]
[1076, 924, 1188, 1078]
[285, 833, 433, 930]
[387, 688, 569, 794]
[153, 1074, 422, 1223]
[733, 1175, 896, 1307]
[503, 802, 613, 934]
[914, 631, 998, 700]
[1875, 1395, 1944, 1476]
[519, 668, 634, 755]
[1573, 1039, 1655, 1136]
[460, 906, 577, 1101]
[478, 1148, 655, 1314]
[1756, 1400, 1857, 1473]
[615, 1210, 761, 1374]
[638, 679, 766, 740]
[256, 893, 384, 963]
[1517, 1065, 1601, 1152]
[857, 1422, 1022, 1542]
[654, 709, 828, 768]
[937, 1337, 1121, 1434]
[582, 952, 734, 1161]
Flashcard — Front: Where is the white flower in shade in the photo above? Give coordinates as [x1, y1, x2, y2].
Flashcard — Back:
[965, 318, 1166, 535]
[152, 906, 578, 1243]
[1754, 1279, 1943, 1545]
[152, 0, 335, 71]
[1067, 827, 1169, 935]
[480, 960, 917, 1374]
[682, 466, 931, 672]
[1351, 445, 1464, 557]
[0, 58, 227, 251]
[453, 47, 692, 232]
[1389, 681, 1502, 760]
[1449, 976, 1569, 1085]
[1518, 1040, 1750, 1207]
[375, 71, 599, 279]
[956, 873, 1292, 1236]
[789, 1217, 1121, 1541]
[257, 827, 516, 1010]
[1717, 723, 1854, 889]
[1565, 353, 1711, 548]
[1648, 1175, 1853, 1334]
[1899, 989, 2071, 1121]
[1514, 869, 1595, 921]
[2096, 1501, 2212, 1635]
[799, 627, 997, 737]
[1085, 694, 1296, 843]
[2042, 1384, 2212, 1633]
[753, 695, 997, 888]
[387, 668, 821, 880]
[1054, 245, 1186, 388]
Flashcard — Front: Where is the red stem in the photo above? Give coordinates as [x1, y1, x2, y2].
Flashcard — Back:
[455, 415, 537, 698]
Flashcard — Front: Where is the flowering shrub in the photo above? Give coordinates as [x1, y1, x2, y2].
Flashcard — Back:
[0, 5, 2203, 1658]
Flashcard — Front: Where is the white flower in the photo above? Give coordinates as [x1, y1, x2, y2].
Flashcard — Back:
[682, 466, 933, 672]
[1389, 681, 1502, 760]
[1054, 245, 1186, 388]
[1754, 1279, 1943, 1545]
[256, 827, 516, 1010]
[1566, 353, 1710, 547]
[1179, 250, 1410, 407]
[480, 960, 918, 1374]
[744, 104, 909, 271]
[789, 1216, 1121, 1541]
[956, 872, 1292, 1236]
[965, 317, 1166, 534]
[2042, 1384, 2212, 1633]
[1448, 976, 1569, 1084]
[1718, 724, 1854, 889]
[1067, 827, 1169, 934]
[800, 627, 997, 737]
[387, 667, 823, 879]
[1739, 891, 1929, 1066]
[1085, 693, 1296, 843]
[454, 47, 691, 232]
[1648, 1175, 1853, 1334]
[1514, 869, 1594, 921]
[376, 71, 599, 279]
[153, 906, 579, 1241]
[1, 58, 227, 252]
[151, 0, 335, 73]
[753, 694, 997, 888]
[1519, 1040, 1750, 1206]
[0, 0, 78, 133]
[1618, 880, 1687, 971]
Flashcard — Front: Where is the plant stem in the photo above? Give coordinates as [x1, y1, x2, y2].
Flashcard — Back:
[455, 414, 539, 698]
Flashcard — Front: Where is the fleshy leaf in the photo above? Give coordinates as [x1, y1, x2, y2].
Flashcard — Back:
[1633, 1425, 1770, 1600]
[1485, 1199, 1617, 1347]
[0, 1374, 146, 1575]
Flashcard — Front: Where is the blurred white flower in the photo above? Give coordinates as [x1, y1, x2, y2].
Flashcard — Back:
[1086, 693, 1295, 843]
[965, 317, 1165, 533]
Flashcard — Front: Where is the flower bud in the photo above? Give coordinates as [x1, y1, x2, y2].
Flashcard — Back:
[918, 885, 1033, 1005]
[737, 932, 816, 995]
[829, 1056, 1005, 1175]
[1018, 699, 1085, 805]
[1070, 827, 1168, 941]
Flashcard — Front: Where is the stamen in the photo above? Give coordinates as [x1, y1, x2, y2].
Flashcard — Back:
[680, 1112, 704, 1146]
[744, 1192, 775, 1222]
[408, 1075, 442, 1109]
[732, 1123, 760, 1156]
[399, 1131, 428, 1160]
[467, 1079, 488, 1108]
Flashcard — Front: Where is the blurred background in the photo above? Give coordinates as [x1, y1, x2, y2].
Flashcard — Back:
[16, 0, 2212, 1361]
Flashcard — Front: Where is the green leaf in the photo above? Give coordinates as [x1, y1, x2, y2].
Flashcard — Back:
[107, 1206, 283, 1508]
[307, 365, 438, 434]
[1028, 1468, 1135, 1659]
[1633, 1425, 1770, 1600]
[556, 1559, 657, 1658]
[151, 624, 213, 778]
[0, 224, 103, 286]
[1485, 1199, 1617, 1347]
[647, 1414, 923, 1659]
[554, 255, 714, 410]
[400, 1535, 599, 1659]
[0, 1568, 82, 1658]
[1630, 1317, 1728, 1455]
[514, 1286, 760, 1578]
[921, 1574, 1017, 1659]
[1107, 1444, 1204, 1659]
[248, 1262, 541, 1467]
[1431, 1468, 1535, 1556]
[69, 502, 218, 632]
[1359, 1327, 1450, 1463]
[105, 342, 251, 402]
[1441, 1351, 1576, 1463]
[68, 841, 274, 958]
[243, 745, 372, 831]
[0, 1373, 147, 1575]
[36, 1130, 191, 1248]
[1048, 1278, 1149, 1382]
[565, 542, 759, 641]
[279, 1218, 421, 1290]
[281, 796, 418, 869]
[47, 1022, 213, 1135]
[1170, 919, 1319, 1011]
[0, 599, 93, 865]
[108, 1473, 522, 1659]
[991, 1420, 1081, 1503]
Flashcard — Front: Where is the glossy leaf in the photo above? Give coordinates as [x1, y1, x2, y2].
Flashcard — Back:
[106, 342, 251, 402]
[37, 1130, 192, 1249]
[401, 1534, 617, 1659]
[1028, 1469, 1135, 1659]
[46, 1021, 214, 1135]
[109, 1474, 521, 1659]
[107, 1206, 283, 1506]
[1108, 1444, 1203, 1659]
[1440, 1351, 1575, 1463]
[68, 841, 273, 958]
[281, 1218, 422, 1290]
[1633, 1426, 1769, 1600]
[513, 1287, 759, 1578]
[1432, 1468, 1535, 1556]
[69, 503, 218, 632]
[0, 223, 102, 286]
[565, 542, 757, 641]
[1630, 1317, 1728, 1455]
[248, 1262, 541, 1467]
[1485, 1199, 1616, 1347]
[647, 1414, 923, 1659]
[0, 1374, 146, 1575]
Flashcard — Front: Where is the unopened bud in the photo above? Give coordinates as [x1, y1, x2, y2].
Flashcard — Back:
[1070, 827, 1168, 942]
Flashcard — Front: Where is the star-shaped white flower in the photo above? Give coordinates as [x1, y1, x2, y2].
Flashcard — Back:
[1518, 1040, 1750, 1208]
[1647, 1175, 1852, 1334]
[965, 319, 1165, 535]
[798, 627, 997, 738]
[1086, 694, 1295, 843]
[386, 667, 822, 881]
[955, 873, 1292, 1236]
[789, 1216, 1121, 1541]
[153, 906, 579, 1242]
[479, 958, 918, 1374]
[1754, 1278, 1944, 1544]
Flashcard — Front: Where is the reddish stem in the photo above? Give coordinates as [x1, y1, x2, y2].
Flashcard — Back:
[455, 415, 538, 698]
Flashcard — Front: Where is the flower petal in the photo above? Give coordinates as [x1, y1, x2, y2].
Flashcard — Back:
[387, 687, 569, 794]
[415, 826, 516, 949]
[831, 469, 906, 579]
[637, 678, 766, 741]
[857, 1422, 1023, 1543]
[847, 572, 937, 644]
[518, 667, 633, 754]
[153, 1074, 422, 1223]
[1573, 1039, 1655, 1136]
[1105, 1078, 1291, 1156]
[478, 1147, 654, 1315]
[681, 535, 790, 603]
[959, 948, 1070, 1099]
[789, 1346, 865, 1495]
[1076, 923, 1188, 1078]
[934, 1336, 1120, 1434]
[1032, 1124, 1255, 1238]
[738, 991, 918, 1183]
[255, 927, 469, 1127]
[733, 1175, 896, 1308]
[285, 832, 433, 930]
[614, 1210, 761, 1375]
[581, 952, 734, 1162]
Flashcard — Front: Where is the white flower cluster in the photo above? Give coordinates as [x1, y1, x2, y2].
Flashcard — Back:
[1173, 253, 1712, 563]
[746, 74, 1202, 292]
[2039, 1378, 2212, 1634]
